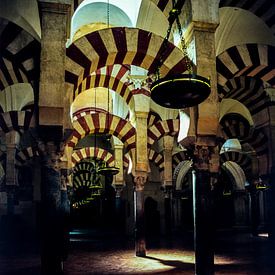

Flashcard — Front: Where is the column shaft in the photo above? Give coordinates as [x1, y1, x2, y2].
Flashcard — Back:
[193, 170, 214, 275]
[134, 175, 146, 257]
[39, 0, 70, 126]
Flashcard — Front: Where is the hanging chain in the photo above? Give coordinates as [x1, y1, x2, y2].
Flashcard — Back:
[155, 0, 192, 79]
[175, 15, 192, 74]
[107, 0, 110, 28]
[106, 0, 110, 130]
[156, 22, 173, 79]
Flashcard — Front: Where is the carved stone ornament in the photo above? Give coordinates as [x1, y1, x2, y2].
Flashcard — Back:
[193, 144, 220, 172]
[134, 175, 147, 191]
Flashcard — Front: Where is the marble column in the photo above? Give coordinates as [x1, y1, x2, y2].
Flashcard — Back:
[193, 141, 219, 275]
[162, 136, 174, 235]
[132, 95, 149, 256]
[134, 174, 147, 257]
[113, 184, 125, 233]
[5, 131, 19, 215]
[182, 2, 219, 274]
[112, 143, 125, 232]
[233, 190, 247, 228]
[248, 181, 260, 236]
[38, 0, 71, 127]
[114, 143, 124, 186]
[39, 139, 69, 274]
[135, 110, 149, 172]
[266, 91, 275, 270]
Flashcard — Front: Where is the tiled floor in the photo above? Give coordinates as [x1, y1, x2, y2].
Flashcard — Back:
[0, 230, 274, 274]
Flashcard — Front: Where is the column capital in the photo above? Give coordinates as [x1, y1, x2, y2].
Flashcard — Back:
[193, 141, 219, 173]
[163, 135, 174, 150]
[134, 174, 147, 191]
[112, 184, 125, 198]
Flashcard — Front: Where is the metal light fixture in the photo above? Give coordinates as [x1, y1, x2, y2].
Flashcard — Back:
[150, 2, 211, 109]
[151, 73, 210, 109]
[72, 160, 104, 206]
[256, 178, 267, 190]
[98, 163, 119, 176]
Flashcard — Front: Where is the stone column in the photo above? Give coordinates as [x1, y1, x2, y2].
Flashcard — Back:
[249, 181, 260, 236]
[112, 143, 125, 232]
[162, 136, 174, 235]
[182, 2, 219, 274]
[5, 131, 19, 215]
[133, 92, 150, 173]
[113, 184, 125, 233]
[258, 190, 266, 229]
[39, 140, 69, 274]
[266, 91, 275, 270]
[233, 190, 247, 228]
[38, 0, 71, 127]
[132, 95, 149, 256]
[135, 110, 149, 172]
[193, 140, 219, 275]
[114, 144, 124, 186]
[134, 174, 147, 257]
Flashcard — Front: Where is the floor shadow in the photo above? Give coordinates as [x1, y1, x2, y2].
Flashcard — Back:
[144, 255, 194, 273]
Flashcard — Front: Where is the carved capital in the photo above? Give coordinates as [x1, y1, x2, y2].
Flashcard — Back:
[39, 141, 63, 171]
[193, 144, 219, 173]
[112, 184, 125, 198]
[134, 175, 147, 191]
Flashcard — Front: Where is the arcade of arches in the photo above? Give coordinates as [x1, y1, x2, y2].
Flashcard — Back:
[0, 0, 275, 274]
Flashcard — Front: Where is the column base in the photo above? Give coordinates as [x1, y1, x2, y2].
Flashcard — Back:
[135, 239, 146, 257]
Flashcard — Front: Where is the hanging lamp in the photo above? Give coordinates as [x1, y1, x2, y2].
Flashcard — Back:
[98, 0, 120, 176]
[150, 2, 211, 109]
[98, 162, 119, 176]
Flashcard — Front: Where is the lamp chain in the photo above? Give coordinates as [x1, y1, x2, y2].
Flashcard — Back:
[107, 0, 110, 28]
[175, 16, 192, 74]
[155, 0, 192, 79]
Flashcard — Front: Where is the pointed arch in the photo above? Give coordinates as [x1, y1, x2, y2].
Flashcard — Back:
[216, 44, 275, 88]
[15, 146, 39, 166]
[74, 64, 134, 106]
[67, 113, 136, 153]
[147, 119, 180, 147]
[71, 147, 115, 167]
[148, 148, 164, 172]
[0, 111, 34, 134]
[65, 27, 187, 91]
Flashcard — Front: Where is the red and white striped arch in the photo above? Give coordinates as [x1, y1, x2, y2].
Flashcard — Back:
[147, 111, 162, 127]
[0, 111, 34, 134]
[220, 150, 252, 178]
[148, 148, 164, 171]
[172, 151, 190, 169]
[147, 119, 180, 147]
[67, 113, 136, 153]
[0, 19, 40, 92]
[71, 147, 115, 167]
[123, 155, 130, 169]
[15, 146, 39, 166]
[217, 44, 275, 88]
[74, 64, 135, 105]
[65, 27, 187, 91]
[242, 128, 270, 176]
[151, 0, 173, 17]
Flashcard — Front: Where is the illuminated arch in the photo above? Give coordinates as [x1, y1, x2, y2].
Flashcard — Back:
[147, 119, 180, 147]
[67, 113, 136, 153]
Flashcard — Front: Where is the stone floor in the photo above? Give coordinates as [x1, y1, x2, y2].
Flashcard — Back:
[0, 230, 274, 274]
